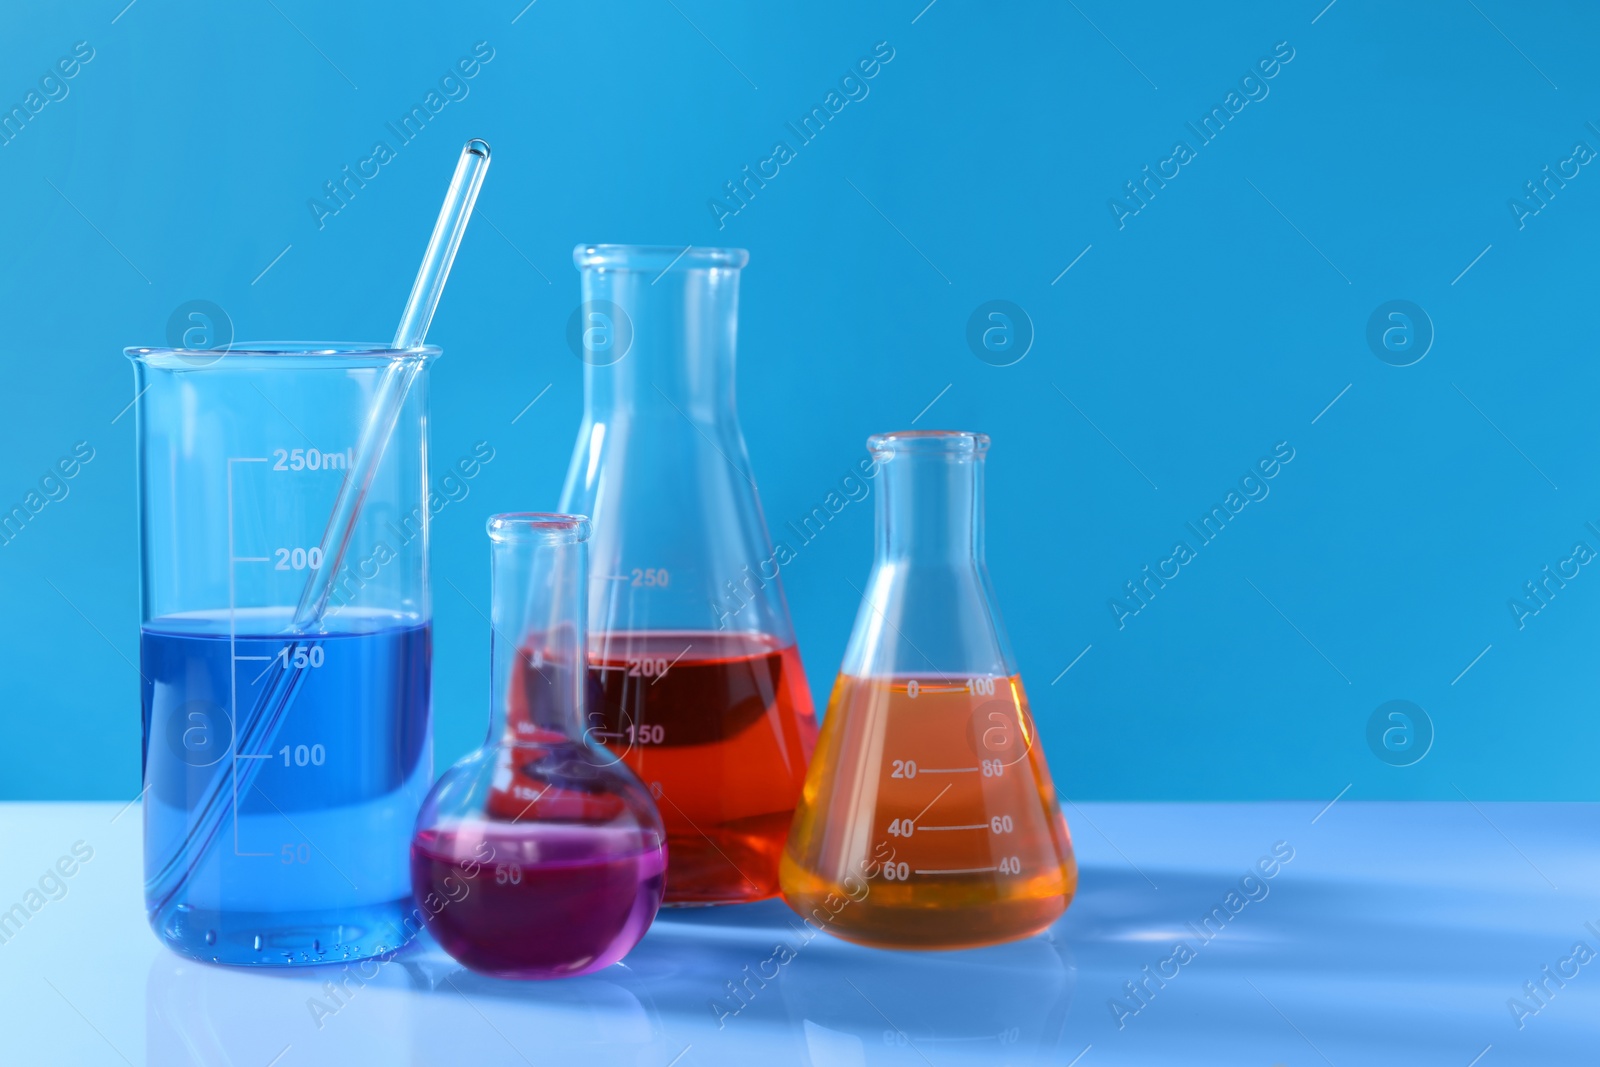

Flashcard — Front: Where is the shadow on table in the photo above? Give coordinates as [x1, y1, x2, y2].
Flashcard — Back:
[143, 893, 1081, 1065]
[153, 859, 1542, 1066]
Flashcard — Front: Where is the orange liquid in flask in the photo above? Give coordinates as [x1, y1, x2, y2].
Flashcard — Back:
[781, 674, 1076, 949]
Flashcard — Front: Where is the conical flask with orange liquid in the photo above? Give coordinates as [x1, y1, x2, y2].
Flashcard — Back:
[780, 431, 1076, 948]
[558, 245, 817, 905]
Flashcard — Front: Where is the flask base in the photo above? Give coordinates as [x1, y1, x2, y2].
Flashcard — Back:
[779, 879, 1070, 951]
[660, 810, 796, 905]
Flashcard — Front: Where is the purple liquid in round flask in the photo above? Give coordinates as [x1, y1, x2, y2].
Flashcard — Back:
[410, 514, 666, 979]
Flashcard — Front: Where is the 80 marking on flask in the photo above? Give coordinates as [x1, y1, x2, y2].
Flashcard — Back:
[876, 673, 1038, 883]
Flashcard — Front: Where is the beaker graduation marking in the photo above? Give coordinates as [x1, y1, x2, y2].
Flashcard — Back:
[228, 456, 277, 859]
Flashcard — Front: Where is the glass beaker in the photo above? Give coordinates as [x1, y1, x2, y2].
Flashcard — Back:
[559, 244, 817, 905]
[128, 342, 438, 966]
[779, 431, 1076, 949]
[410, 514, 667, 979]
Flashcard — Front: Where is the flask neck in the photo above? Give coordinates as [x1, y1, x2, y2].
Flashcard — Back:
[843, 432, 1013, 679]
[874, 441, 987, 567]
[579, 263, 741, 420]
[487, 515, 591, 745]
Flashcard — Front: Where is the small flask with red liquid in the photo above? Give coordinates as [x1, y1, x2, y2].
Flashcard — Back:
[410, 513, 666, 979]
[558, 245, 818, 905]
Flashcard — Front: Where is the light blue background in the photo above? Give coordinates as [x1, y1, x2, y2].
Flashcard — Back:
[2, 0, 1596, 800]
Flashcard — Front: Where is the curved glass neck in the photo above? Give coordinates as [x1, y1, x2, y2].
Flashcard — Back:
[578, 261, 741, 420]
[488, 518, 589, 744]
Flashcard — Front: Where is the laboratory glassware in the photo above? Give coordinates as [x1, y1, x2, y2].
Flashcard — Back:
[779, 431, 1076, 949]
[130, 342, 438, 966]
[410, 514, 667, 979]
[559, 244, 816, 905]
[295, 138, 488, 627]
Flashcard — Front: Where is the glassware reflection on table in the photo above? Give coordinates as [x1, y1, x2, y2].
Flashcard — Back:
[130, 342, 439, 967]
[778, 931, 1074, 1061]
[559, 244, 817, 906]
[781, 431, 1077, 949]
[411, 513, 667, 978]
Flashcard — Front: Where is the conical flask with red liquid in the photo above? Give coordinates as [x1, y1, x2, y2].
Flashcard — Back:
[410, 514, 667, 978]
[780, 431, 1076, 949]
[559, 245, 817, 905]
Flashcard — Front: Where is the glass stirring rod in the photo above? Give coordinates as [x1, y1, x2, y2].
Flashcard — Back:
[294, 139, 491, 628]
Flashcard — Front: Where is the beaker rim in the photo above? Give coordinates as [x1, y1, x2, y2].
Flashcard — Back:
[868, 430, 991, 457]
[125, 341, 441, 368]
[573, 244, 749, 272]
[487, 512, 592, 545]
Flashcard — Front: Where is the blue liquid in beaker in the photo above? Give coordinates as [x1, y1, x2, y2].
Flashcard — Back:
[140, 611, 432, 965]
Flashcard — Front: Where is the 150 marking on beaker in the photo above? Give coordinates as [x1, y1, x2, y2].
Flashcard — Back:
[275, 645, 325, 669]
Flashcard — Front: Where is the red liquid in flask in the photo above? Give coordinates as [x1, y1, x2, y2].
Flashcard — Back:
[411, 820, 665, 979]
[517, 632, 816, 904]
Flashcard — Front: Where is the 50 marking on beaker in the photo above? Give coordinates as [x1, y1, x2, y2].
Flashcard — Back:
[272, 447, 353, 472]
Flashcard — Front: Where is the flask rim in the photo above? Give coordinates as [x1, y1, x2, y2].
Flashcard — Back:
[487, 512, 592, 545]
[868, 430, 990, 458]
[573, 244, 749, 272]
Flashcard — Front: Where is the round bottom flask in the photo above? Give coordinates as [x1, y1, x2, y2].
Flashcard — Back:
[411, 514, 667, 979]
